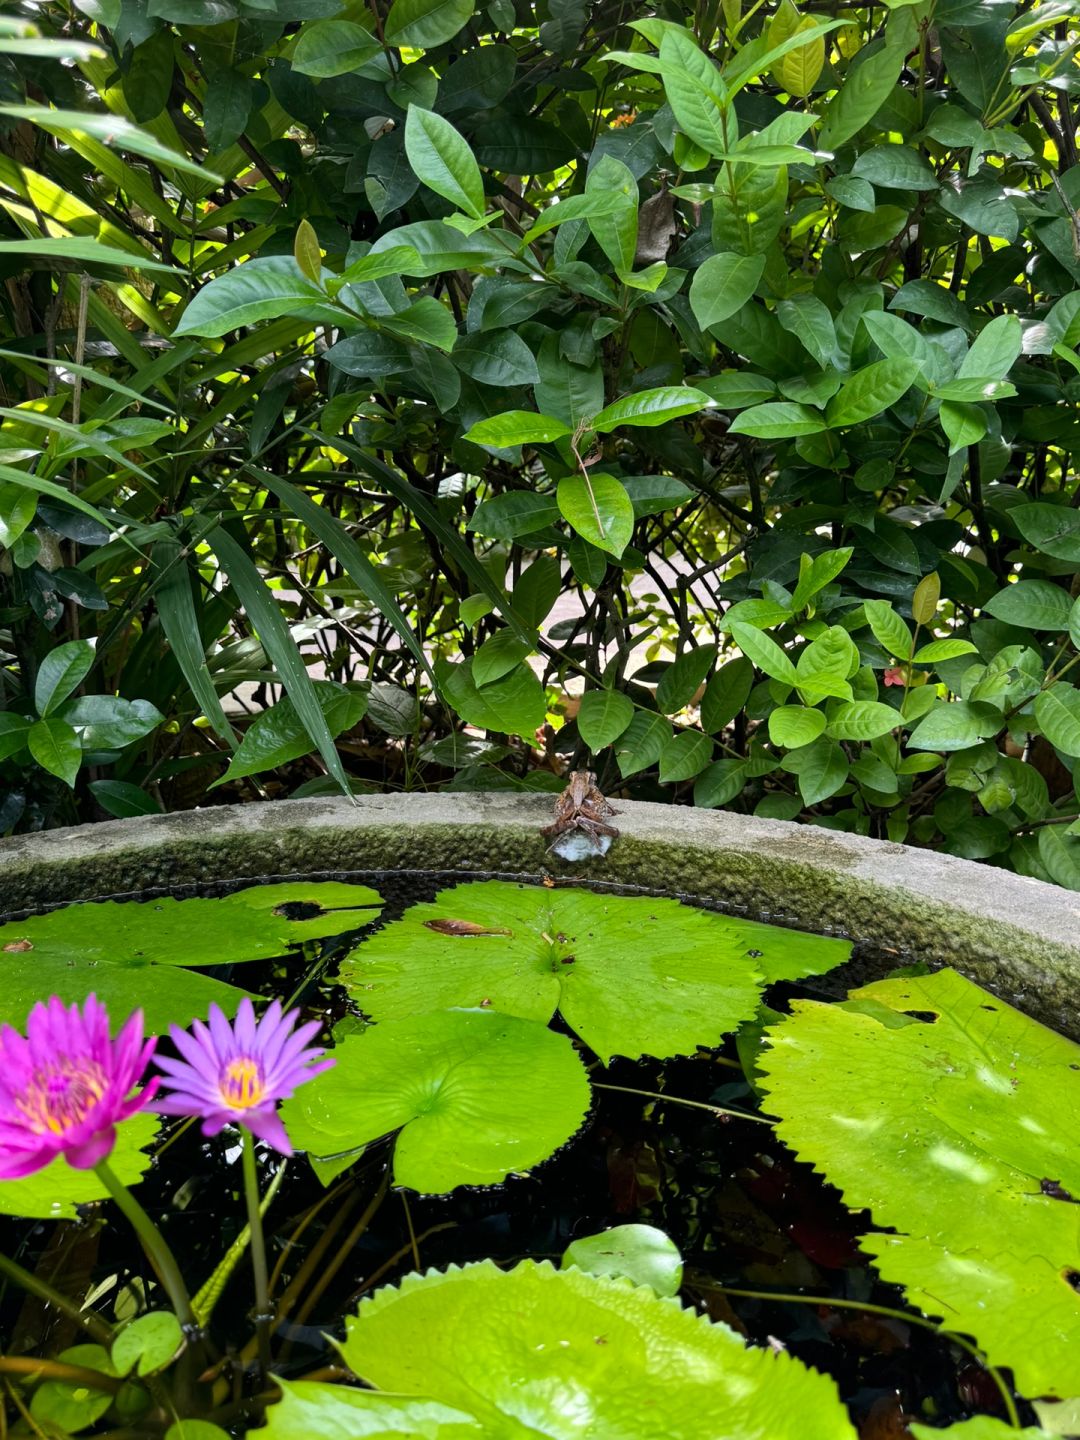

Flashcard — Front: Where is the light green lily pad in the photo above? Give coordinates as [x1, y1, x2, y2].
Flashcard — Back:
[562, 1223, 683, 1296]
[0, 1110, 159, 1218]
[911, 1422, 1047, 1439]
[281, 1010, 591, 1192]
[112, 1311, 183, 1377]
[759, 968, 1080, 1400]
[262, 1381, 481, 1437]
[0, 882, 382, 1032]
[340, 882, 849, 1062]
[326, 1259, 858, 1439]
[30, 1343, 117, 1434]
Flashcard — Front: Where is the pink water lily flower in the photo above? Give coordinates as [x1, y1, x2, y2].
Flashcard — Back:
[153, 998, 332, 1156]
[0, 995, 157, 1178]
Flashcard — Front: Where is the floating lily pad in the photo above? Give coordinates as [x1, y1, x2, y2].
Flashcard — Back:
[341, 882, 849, 1062]
[912, 1423, 1047, 1439]
[0, 1111, 159, 1219]
[0, 882, 382, 1032]
[562, 1223, 683, 1297]
[263, 1381, 481, 1437]
[313, 1259, 858, 1439]
[281, 1010, 591, 1192]
[30, 1343, 117, 1434]
[759, 968, 1080, 1400]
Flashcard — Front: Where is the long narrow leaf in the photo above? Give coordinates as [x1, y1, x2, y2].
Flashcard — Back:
[310, 431, 533, 646]
[247, 464, 438, 688]
[0, 105, 223, 184]
[0, 462, 135, 541]
[206, 525, 354, 799]
[0, 237, 176, 274]
[153, 539, 238, 751]
[0, 406, 160, 486]
[0, 350, 174, 415]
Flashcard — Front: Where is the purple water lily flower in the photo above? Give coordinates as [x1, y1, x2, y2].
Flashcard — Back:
[0, 995, 157, 1178]
[153, 998, 332, 1155]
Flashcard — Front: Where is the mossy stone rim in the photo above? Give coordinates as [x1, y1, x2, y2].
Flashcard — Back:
[0, 794, 1076, 1037]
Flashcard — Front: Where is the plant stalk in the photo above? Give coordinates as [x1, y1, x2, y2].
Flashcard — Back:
[95, 1159, 194, 1328]
[0, 1250, 114, 1344]
[242, 1128, 272, 1378]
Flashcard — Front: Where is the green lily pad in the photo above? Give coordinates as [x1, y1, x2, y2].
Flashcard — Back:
[262, 1380, 481, 1437]
[0, 882, 382, 1032]
[562, 1223, 684, 1296]
[112, 1311, 184, 1377]
[759, 968, 1080, 1400]
[0, 1110, 158, 1218]
[340, 882, 849, 1062]
[912, 1423, 1047, 1439]
[321, 1259, 858, 1439]
[281, 1010, 591, 1192]
[30, 1344, 117, 1434]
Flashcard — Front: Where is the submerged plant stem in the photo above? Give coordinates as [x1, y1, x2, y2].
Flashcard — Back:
[0, 1354, 124, 1394]
[242, 1128, 272, 1379]
[0, 1249, 114, 1345]
[401, 1188, 421, 1270]
[708, 1283, 1021, 1429]
[592, 1083, 773, 1125]
[95, 1159, 194, 1328]
[290, 1169, 390, 1335]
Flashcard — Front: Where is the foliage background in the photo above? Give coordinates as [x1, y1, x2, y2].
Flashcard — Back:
[2, 0, 1080, 887]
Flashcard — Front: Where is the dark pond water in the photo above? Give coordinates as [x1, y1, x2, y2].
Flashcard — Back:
[0, 870, 1034, 1434]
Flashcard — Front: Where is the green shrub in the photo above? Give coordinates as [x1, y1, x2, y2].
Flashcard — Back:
[2, 0, 1080, 883]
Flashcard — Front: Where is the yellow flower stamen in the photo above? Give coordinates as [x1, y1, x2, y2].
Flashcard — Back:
[220, 1057, 265, 1110]
[17, 1059, 108, 1135]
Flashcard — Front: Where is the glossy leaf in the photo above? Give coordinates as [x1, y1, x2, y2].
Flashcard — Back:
[462, 411, 571, 446]
[826, 358, 919, 428]
[577, 689, 635, 749]
[591, 386, 715, 431]
[557, 473, 634, 557]
[175, 257, 326, 336]
[384, 0, 474, 48]
[984, 579, 1072, 631]
[28, 716, 80, 786]
[292, 19, 380, 77]
[215, 681, 366, 785]
[34, 639, 94, 717]
[404, 107, 485, 220]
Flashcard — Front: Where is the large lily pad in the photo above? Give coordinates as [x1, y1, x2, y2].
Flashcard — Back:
[340, 882, 849, 1062]
[759, 968, 1080, 1400]
[280, 1009, 591, 1192]
[301, 1259, 858, 1439]
[0, 1111, 159, 1218]
[0, 882, 382, 1032]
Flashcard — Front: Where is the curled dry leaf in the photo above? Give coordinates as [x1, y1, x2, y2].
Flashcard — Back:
[423, 918, 514, 937]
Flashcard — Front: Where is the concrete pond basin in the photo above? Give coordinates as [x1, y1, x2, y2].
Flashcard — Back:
[0, 794, 1076, 1038]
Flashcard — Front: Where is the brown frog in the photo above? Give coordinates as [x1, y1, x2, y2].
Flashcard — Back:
[542, 770, 620, 851]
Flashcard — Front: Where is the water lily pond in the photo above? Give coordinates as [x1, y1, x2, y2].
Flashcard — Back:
[0, 872, 1076, 1439]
